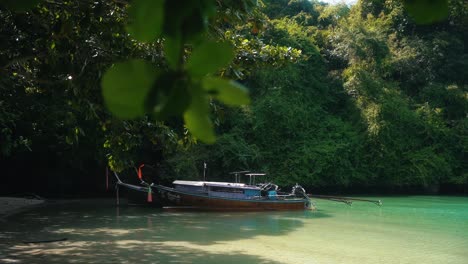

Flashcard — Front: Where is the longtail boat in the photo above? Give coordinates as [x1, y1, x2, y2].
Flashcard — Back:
[113, 167, 312, 211]
[113, 165, 382, 209]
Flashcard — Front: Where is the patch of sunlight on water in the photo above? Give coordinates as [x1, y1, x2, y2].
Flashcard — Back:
[0, 196, 467, 264]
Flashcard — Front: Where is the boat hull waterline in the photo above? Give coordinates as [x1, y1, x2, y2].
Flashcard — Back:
[117, 182, 311, 211]
[156, 185, 309, 210]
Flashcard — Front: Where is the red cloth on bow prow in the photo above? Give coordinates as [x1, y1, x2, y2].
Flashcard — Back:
[147, 188, 153, 202]
[138, 164, 145, 180]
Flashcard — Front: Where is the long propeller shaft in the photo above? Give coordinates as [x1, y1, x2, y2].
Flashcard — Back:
[308, 194, 382, 206]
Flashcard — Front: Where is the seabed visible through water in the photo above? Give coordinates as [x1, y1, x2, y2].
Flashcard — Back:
[1, 196, 467, 264]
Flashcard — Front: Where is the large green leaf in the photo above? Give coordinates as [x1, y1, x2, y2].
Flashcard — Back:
[202, 77, 250, 106]
[102, 60, 157, 119]
[154, 81, 191, 119]
[183, 86, 216, 143]
[0, 0, 39, 12]
[403, 0, 448, 24]
[164, 37, 182, 70]
[127, 0, 164, 42]
[186, 41, 235, 77]
[146, 72, 191, 119]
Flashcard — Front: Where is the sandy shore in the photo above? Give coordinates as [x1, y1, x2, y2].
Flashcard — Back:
[0, 197, 45, 219]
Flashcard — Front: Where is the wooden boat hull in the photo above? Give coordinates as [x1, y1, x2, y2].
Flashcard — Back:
[117, 182, 165, 208]
[116, 181, 310, 210]
[153, 185, 309, 211]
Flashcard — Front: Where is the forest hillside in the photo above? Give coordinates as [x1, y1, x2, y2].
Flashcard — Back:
[1, 0, 466, 195]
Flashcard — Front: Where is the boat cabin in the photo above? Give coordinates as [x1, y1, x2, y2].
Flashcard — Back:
[173, 180, 269, 199]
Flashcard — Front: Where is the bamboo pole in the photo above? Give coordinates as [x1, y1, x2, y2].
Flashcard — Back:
[116, 184, 120, 206]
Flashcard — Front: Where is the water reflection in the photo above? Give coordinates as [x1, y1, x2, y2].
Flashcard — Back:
[109, 207, 331, 244]
[2, 197, 467, 264]
[0, 200, 331, 264]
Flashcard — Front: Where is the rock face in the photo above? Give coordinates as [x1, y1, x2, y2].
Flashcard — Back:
[0, 197, 44, 218]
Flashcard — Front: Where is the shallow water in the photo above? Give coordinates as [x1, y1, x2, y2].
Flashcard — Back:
[1, 196, 467, 264]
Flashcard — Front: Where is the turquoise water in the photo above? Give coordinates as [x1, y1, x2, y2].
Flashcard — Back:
[1, 196, 467, 263]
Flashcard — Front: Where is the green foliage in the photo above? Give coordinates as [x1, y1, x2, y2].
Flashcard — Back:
[163, 37, 182, 70]
[102, 60, 157, 119]
[186, 41, 235, 77]
[127, 0, 164, 42]
[183, 85, 216, 144]
[0, 0, 135, 178]
[103, 118, 179, 172]
[0, 0, 39, 12]
[100, 0, 267, 144]
[202, 77, 250, 106]
[403, 0, 448, 24]
[199, 0, 466, 190]
[148, 73, 191, 119]
[1, 0, 466, 193]
[317, 3, 350, 28]
[104, 1, 214, 142]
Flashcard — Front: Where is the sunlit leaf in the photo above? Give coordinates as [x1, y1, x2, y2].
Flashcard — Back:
[0, 0, 39, 12]
[127, 0, 164, 42]
[186, 41, 235, 77]
[202, 77, 250, 106]
[403, 0, 448, 24]
[183, 85, 216, 143]
[102, 60, 157, 119]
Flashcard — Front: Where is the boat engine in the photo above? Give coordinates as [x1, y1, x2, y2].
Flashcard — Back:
[291, 184, 307, 198]
[260, 183, 278, 196]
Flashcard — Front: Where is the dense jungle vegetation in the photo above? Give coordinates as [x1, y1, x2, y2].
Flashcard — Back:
[0, 0, 466, 195]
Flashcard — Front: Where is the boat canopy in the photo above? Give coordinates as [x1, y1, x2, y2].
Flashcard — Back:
[173, 180, 206, 186]
[173, 180, 260, 189]
[245, 173, 266, 185]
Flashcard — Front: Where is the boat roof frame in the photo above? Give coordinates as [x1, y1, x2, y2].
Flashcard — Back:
[173, 180, 261, 190]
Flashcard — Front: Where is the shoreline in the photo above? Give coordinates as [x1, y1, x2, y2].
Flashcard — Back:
[0, 197, 45, 219]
